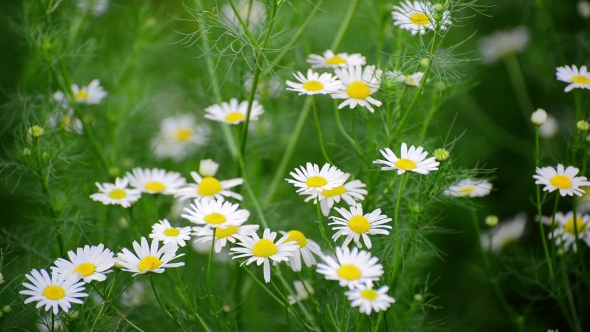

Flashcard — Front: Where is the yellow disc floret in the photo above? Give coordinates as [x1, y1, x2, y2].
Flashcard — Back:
[564, 218, 587, 235]
[337, 264, 361, 280]
[326, 55, 347, 65]
[458, 187, 476, 195]
[322, 185, 346, 197]
[174, 127, 193, 141]
[204, 213, 227, 225]
[225, 112, 245, 123]
[216, 226, 239, 238]
[198, 177, 223, 196]
[43, 285, 66, 300]
[360, 289, 378, 300]
[252, 239, 278, 258]
[74, 90, 89, 100]
[410, 12, 430, 25]
[395, 159, 417, 170]
[108, 189, 127, 199]
[74, 263, 96, 277]
[572, 76, 590, 85]
[138, 256, 162, 272]
[306, 176, 328, 188]
[348, 215, 371, 234]
[285, 230, 307, 247]
[550, 175, 572, 189]
[145, 181, 166, 192]
[164, 228, 180, 236]
[303, 81, 324, 92]
[347, 81, 371, 99]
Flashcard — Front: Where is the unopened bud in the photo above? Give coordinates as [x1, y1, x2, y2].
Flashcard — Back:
[531, 109, 547, 126]
[420, 58, 430, 67]
[22, 148, 31, 156]
[434, 4, 444, 12]
[433, 148, 450, 161]
[2, 305, 11, 313]
[485, 215, 499, 227]
[0, 273, 4, 285]
[199, 159, 219, 177]
[414, 294, 423, 301]
[577, 120, 589, 131]
[28, 126, 44, 138]
[108, 167, 120, 177]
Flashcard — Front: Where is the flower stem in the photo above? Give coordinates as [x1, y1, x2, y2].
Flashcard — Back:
[206, 229, 224, 331]
[503, 54, 534, 123]
[335, 104, 363, 156]
[90, 272, 118, 332]
[90, 282, 146, 332]
[317, 202, 335, 254]
[329, 0, 361, 51]
[534, 127, 554, 280]
[150, 275, 188, 331]
[312, 97, 333, 164]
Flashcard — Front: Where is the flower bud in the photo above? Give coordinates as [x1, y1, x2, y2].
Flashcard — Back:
[0, 272, 4, 285]
[485, 215, 499, 227]
[199, 159, 219, 177]
[434, 4, 444, 12]
[27, 125, 44, 138]
[414, 294, 423, 301]
[577, 120, 589, 131]
[420, 58, 430, 67]
[433, 148, 450, 161]
[531, 109, 547, 126]
[22, 148, 31, 156]
[108, 167, 120, 177]
[2, 305, 11, 313]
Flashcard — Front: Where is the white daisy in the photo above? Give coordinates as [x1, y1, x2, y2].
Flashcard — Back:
[117, 237, 185, 275]
[316, 246, 384, 289]
[540, 212, 590, 252]
[307, 50, 366, 69]
[374, 143, 440, 175]
[54, 79, 107, 105]
[48, 109, 83, 134]
[182, 198, 250, 232]
[533, 164, 590, 196]
[90, 177, 141, 208]
[556, 65, 590, 92]
[301, 178, 368, 216]
[204, 98, 265, 125]
[20, 269, 88, 315]
[149, 219, 192, 247]
[579, 1, 590, 18]
[288, 280, 314, 304]
[151, 114, 210, 161]
[230, 228, 299, 283]
[345, 284, 395, 315]
[77, 0, 109, 17]
[279, 230, 323, 272]
[221, 0, 266, 32]
[386, 70, 425, 87]
[481, 213, 526, 253]
[332, 65, 383, 113]
[51, 244, 116, 283]
[443, 179, 493, 198]
[286, 163, 349, 194]
[329, 204, 392, 249]
[392, 1, 451, 35]
[126, 168, 186, 195]
[175, 168, 244, 201]
[193, 219, 260, 253]
[539, 115, 559, 139]
[479, 26, 530, 64]
[286, 69, 341, 95]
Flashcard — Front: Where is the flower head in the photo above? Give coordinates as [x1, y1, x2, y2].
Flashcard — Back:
[48, 109, 83, 134]
[301, 178, 368, 216]
[204, 98, 264, 125]
[443, 179, 493, 198]
[479, 26, 529, 64]
[51, 244, 116, 283]
[533, 164, 590, 196]
[345, 284, 395, 315]
[117, 237, 185, 275]
[150, 219, 192, 247]
[539, 115, 559, 138]
[332, 65, 383, 112]
[531, 109, 548, 126]
[316, 246, 384, 289]
[193, 219, 259, 253]
[307, 50, 366, 69]
[556, 65, 590, 92]
[126, 168, 186, 195]
[386, 70, 424, 87]
[53, 79, 107, 105]
[539, 211, 590, 252]
[288, 280, 314, 304]
[374, 143, 439, 175]
[286, 69, 341, 95]
[329, 204, 392, 249]
[90, 177, 141, 208]
[182, 198, 250, 231]
[481, 213, 526, 253]
[392, 1, 451, 35]
[20, 269, 88, 315]
[286, 163, 349, 194]
[279, 230, 323, 272]
[175, 167, 244, 201]
[151, 114, 209, 161]
[433, 148, 450, 161]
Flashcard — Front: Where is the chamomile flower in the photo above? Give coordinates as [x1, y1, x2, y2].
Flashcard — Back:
[126, 168, 186, 195]
[230, 228, 299, 283]
[307, 50, 366, 69]
[193, 219, 260, 253]
[182, 198, 250, 231]
[479, 26, 530, 64]
[175, 166, 244, 201]
[77, 0, 109, 17]
[20, 269, 88, 315]
[51, 244, 116, 283]
[392, 1, 451, 35]
[302, 179, 368, 216]
[374, 143, 440, 175]
[117, 237, 185, 275]
[443, 179, 493, 198]
[540, 212, 590, 252]
[90, 177, 141, 208]
[533, 164, 590, 196]
[150, 219, 192, 247]
[556, 65, 590, 92]
[53, 79, 107, 105]
[151, 114, 210, 161]
[221, 0, 266, 32]
[48, 109, 83, 134]
[279, 230, 323, 272]
[204, 98, 265, 125]
[386, 70, 425, 87]
[286, 163, 349, 194]
[539, 115, 559, 139]
[345, 284, 395, 315]
[481, 214, 526, 253]
[329, 204, 392, 249]
[316, 246, 384, 289]
[332, 65, 383, 113]
[288, 280, 314, 304]
[286, 69, 341, 95]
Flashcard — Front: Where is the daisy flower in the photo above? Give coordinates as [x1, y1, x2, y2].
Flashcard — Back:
[204, 98, 265, 125]
[533, 164, 590, 196]
[175, 167, 244, 202]
[279, 230, 323, 272]
[301, 178, 368, 216]
[316, 246, 384, 289]
[329, 204, 392, 249]
[126, 168, 186, 196]
[151, 114, 209, 161]
[386, 70, 425, 87]
[48, 109, 83, 134]
[149, 219, 192, 247]
[345, 284, 395, 315]
[90, 177, 141, 208]
[221, 0, 266, 32]
[286, 69, 341, 95]
[443, 179, 493, 197]
[374, 143, 440, 175]
[307, 50, 366, 69]
[392, 1, 451, 35]
[481, 214, 526, 253]
[117, 237, 185, 275]
[479, 26, 530, 65]
[288, 280, 314, 304]
[53, 79, 107, 105]
[540, 212, 590, 252]
[556, 65, 590, 92]
[230, 228, 299, 283]
[193, 219, 260, 253]
[51, 244, 116, 283]
[20, 269, 88, 315]
[580, 1, 590, 18]
[539, 115, 559, 139]
[332, 65, 383, 113]
[286, 163, 349, 194]
[182, 198, 250, 232]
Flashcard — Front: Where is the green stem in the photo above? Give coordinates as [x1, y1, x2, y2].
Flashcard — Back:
[317, 202, 335, 254]
[90, 272, 118, 332]
[91, 283, 146, 332]
[206, 229, 224, 331]
[312, 97, 333, 164]
[150, 276, 187, 332]
[534, 127, 554, 280]
[335, 105, 363, 156]
[419, 89, 442, 139]
[560, 255, 583, 332]
[329, 0, 360, 51]
[503, 54, 534, 123]
[550, 194, 560, 262]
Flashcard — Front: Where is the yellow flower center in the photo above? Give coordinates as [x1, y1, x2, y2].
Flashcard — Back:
[138, 256, 162, 272]
[326, 55, 347, 65]
[108, 189, 127, 199]
[348, 215, 371, 234]
[303, 81, 324, 92]
[395, 159, 417, 170]
[564, 217, 587, 235]
[198, 177, 223, 196]
[164, 228, 180, 236]
[337, 264, 361, 280]
[216, 226, 239, 238]
[74, 90, 89, 100]
[225, 112, 245, 123]
[572, 76, 590, 85]
[74, 262, 96, 277]
[43, 285, 66, 300]
[458, 187, 476, 195]
[347, 81, 371, 99]
[410, 12, 430, 25]
[204, 213, 227, 225]
[322, 185, 346, 198]
[145, 181, 166, 192]
[252, 239, 278, 257]
[285, 230, 307, 247]
[306, 176, 328, 188]
[360, 289, 378, 300]
[173, 127, 193, 141]
[549, 175, 572, 189]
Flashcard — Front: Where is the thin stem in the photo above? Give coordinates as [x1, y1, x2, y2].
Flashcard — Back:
[206, 229, 224, 331]
[150, 276, 187, 332]
[534, 127, 554, 280]
[419, 89, 442, 139]
[335, 105, 363, 156]
[90, 282, 146, 332]
[503, 54, 534, 123]
[317, 202, 335, 254]
[90, 272, 118, 332]
[560, 255, 583, 332]
[391, 173, 407, 282]
[329, 0, 360, 51]
[312, 97, 333, 164]
[550, 194, 560, 262]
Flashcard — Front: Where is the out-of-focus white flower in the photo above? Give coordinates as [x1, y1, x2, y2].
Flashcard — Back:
[480, 213, 526, 253]
[221, 0, 266, 32]
[578, 1, 590, 18]
[151, 114, 209, 161]
[539, 115, 558, 139]
[479, 26, 529, 64]
[77, 0, 109, 17]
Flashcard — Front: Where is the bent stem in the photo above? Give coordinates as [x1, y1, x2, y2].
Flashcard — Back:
[312, 97, 334, 164]
[150, 275, 187, 332]
[335, 105, 363, 156]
